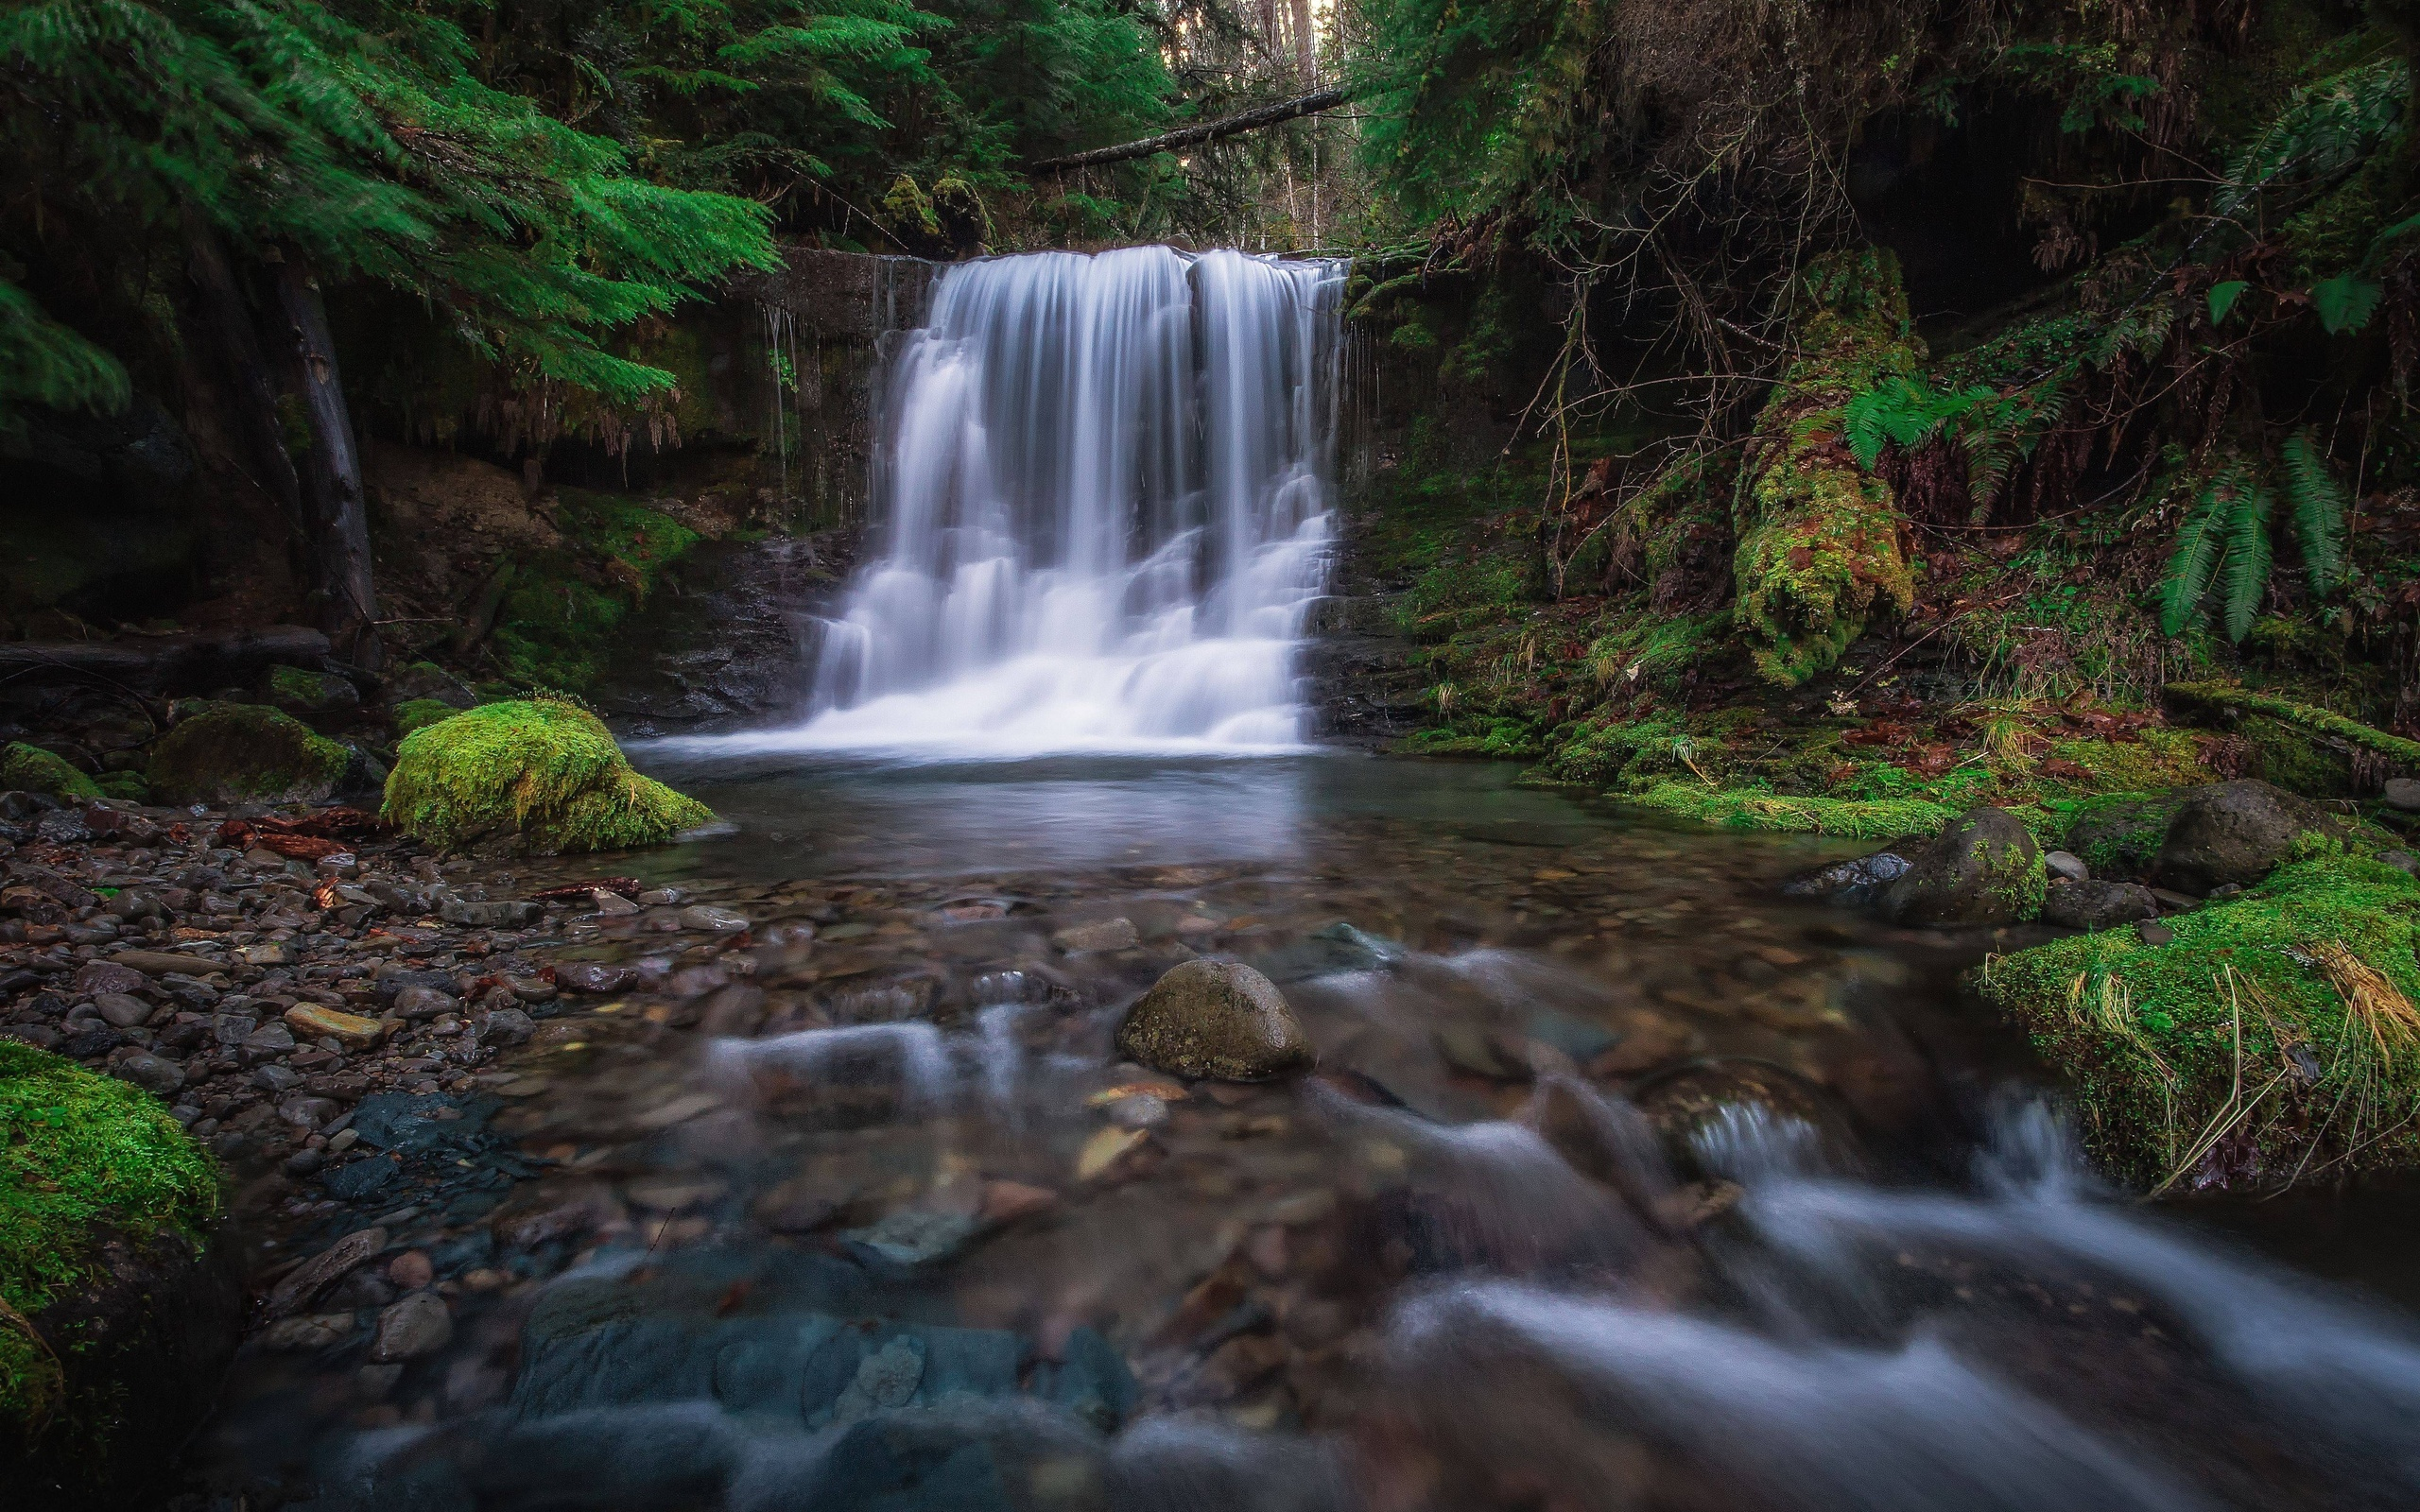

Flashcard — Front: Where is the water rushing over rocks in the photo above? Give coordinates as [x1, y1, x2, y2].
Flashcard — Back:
[684, 248, 1344, 759]
[138, 756, 2420, 1512]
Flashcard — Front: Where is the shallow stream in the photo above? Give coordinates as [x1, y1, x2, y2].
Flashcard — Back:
[200, 752, 2420, 1512]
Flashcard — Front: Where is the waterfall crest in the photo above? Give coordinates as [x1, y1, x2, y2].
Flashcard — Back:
[774, 246, 1343, 756]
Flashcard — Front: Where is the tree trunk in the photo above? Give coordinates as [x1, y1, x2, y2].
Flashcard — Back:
[182, 213, 306, 561]
[1028, 88, 1352, 172]
[264, 254, 384, 671]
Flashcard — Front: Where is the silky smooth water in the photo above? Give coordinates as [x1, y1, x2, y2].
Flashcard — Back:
[694, 248, 1344, 759]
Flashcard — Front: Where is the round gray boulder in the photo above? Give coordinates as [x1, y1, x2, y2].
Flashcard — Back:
[1878, 807, 2045, 926]
[2152, 780, 2332, 895]
[1115, 960, 1314, 1082]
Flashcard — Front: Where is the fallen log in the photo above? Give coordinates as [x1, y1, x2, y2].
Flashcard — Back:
[0, 626, 334, 694]
[1028, 88, 1351, 173]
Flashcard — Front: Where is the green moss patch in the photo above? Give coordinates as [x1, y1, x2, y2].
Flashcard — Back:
[490, 493, 701, 693]
[0, 744, 99, 802]
[2, 1041, 218, 1432]
[1625, 781, 1955, 839]
[268, 665, 359, 714]
[1974, 853, 2420, 1190]
[382, 698, 712, 854]
[93, 771, 148, 803]
[393, 697, 462, 739]
[147, 703, 350, 805]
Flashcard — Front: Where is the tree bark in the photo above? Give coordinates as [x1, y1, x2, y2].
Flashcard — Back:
[182, 213, 306, 545]
[1028, 88, 1352, 173]
[264, 255, 384, 671]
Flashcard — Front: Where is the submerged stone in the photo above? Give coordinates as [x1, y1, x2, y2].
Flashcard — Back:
[1115, 959, 1314, 1081]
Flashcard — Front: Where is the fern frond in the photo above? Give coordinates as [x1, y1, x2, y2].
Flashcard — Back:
[2280, 429, 2349, 595]
[2220, 475, 2274, 643]
[2158, 461, 2245, 636]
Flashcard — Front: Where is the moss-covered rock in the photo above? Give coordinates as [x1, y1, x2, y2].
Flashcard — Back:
[381, 698, 713, 854]
[2151, 780, 2336, 895]
[393, 697, 461, 739]
[1730, 249, 1920, 687]
[147, 703, 350, 805]
[0, 745, 99, 803]
[1879, 805, 2044, 925]
[1974, 853, 2420, 1191]
[2055, 792, 2187, 881]
[267, 664, 360, 715]
[2, 1042, 235, 1506]
[91, 771, 147, 803]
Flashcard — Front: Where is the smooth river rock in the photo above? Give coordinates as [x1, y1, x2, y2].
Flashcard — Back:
[1115, 959, 1314, 1082]
[2152, 780, 2332, 895]
[1878, 807, 2044, 926]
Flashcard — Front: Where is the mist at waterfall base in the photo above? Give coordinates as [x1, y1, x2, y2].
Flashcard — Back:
[687, 247, 1344, 760]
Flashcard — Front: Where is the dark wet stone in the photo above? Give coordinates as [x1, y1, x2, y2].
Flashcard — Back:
[841, 1209, 980, 1272]
[2152, 780, 2335, 895]
[324, 1156, 401, 1201]
[2042, 879, 2160, 932]
[1878, 808, 2042, 926]
[2136, 919, 2175, 947]
[555, 960, 638, 994]
[1250, 919, 1404, 983]
[1780, 850, 1910, 908]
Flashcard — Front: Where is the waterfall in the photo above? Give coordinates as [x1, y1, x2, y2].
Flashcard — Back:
[762, 246, 1344, 756]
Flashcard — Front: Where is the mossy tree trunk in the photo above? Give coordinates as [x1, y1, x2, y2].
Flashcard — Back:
[1730, 248, 1921, 687]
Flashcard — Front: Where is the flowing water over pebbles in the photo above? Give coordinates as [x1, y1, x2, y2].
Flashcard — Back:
[192, 756, 2420, 1510]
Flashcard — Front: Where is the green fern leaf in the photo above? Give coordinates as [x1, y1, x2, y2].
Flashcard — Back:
[2220, 476, 2275, 643]
[2158, 462, 2244, 636]
[2280, 429, 2349, 594]
[2312, 274, 2382, 334]
[2207, 281, 2249, 326]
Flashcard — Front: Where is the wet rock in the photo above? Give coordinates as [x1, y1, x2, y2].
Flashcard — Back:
[1053, 917, 1140, 953]
[843, 1208, 982, 1271]
[2043, 850, 2089, 883]
[35, 808, 92, 845]
[1077, 1125, 1152, 1182]
[1779, 850, 1910, 908]
[387, 1250, 436, 1290]
[554, 960, 637, 994]
[93, 991, 155, 1028]
[370, 1291, 454, 1361]
[484, 1006, 536, 1045]
[110, 949, 219, 977]
[2136, 919, 2175, 947]
[1631, 1058, 1858, 1178]
[73, 960, 147, 997]
[259, 1313, 354, 1351]
[285, 1002, 385, 1048]
[1103, 1091, 1170, 1130]
[2152, 780, 2334, 895]
[679, 903, 751, 934]
[2385, 777, 2420, 813]
[2041, 879, 2160, 932]
[238, 941, 296, 967]
[1878, 807, 2043, 926]
[1115, 960, 1314, 1082]
[113, 1052, 185, 1095]
[439, 898, 541, 929]
[393, 985, 460, 1020]
[977, 1179, 1058, 1227]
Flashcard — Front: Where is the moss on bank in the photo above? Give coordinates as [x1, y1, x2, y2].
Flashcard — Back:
[393, 697, 461, 739]
[382, 699, 712, 854]
[1, 1041, 218, 1438]
[490, 492, 701, 693]
[0, 744, 99, 802]
[147, 704, 350, 805]
[1974, 852, 2420, 1190]
[1625, 782, 1955, 840]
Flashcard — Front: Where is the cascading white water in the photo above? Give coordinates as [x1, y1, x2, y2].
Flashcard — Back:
[749, 246, 1344, 757]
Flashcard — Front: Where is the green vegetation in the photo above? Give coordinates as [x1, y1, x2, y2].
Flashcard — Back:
[490, 492, 703, 692]
[1626, 783, 1955, 842]
[1976, 853, 2420, 1190]
[268, 666, 357, 714]
[392, 698, 462, 740]
[2166, 682, 2420, 767]
[382, 698, 712, 853]
[147, 704, 350, 805]
[0, 744, 99, 802]
[1, 1041, 218, 1439]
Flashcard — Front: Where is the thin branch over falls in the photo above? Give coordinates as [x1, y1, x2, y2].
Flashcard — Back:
[1029, 88, 1353, 172]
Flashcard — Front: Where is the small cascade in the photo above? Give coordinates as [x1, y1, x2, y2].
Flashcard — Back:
[721, 246, 1346, 757]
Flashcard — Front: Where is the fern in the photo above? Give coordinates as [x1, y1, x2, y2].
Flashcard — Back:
[2280, 429, 2349, 595]
[2157, 460, 2248, 636]
[2220, 475, 2274, 643]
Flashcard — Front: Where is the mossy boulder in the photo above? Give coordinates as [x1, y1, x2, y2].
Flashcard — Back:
[1115, 960, 1315, 1082]
[91, 771, 148, 803]
[1973, 853, 2420, 1191]
[147, 703, 350, 805]
[1879, 805, 2044, 925]
[2056, 792, 2187, 882]
[2, 1042, 237, 1508]
[0, 745, 99, 803]
[267, 664, 360, 715]
[381, 699, 713, 855]
[2152, 780, 2337, 896]
[1731, 248, 1920, 687]
[392, 697, 460, 739]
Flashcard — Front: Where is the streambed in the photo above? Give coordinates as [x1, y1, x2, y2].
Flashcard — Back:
[194, 753, 2420, 1512]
